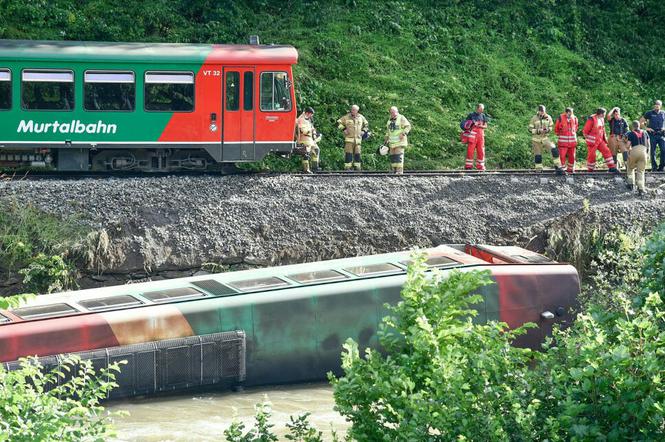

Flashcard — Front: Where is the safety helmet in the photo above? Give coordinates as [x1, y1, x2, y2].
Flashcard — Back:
[378, 145, 389, 156]
[362, 130, 372, 141]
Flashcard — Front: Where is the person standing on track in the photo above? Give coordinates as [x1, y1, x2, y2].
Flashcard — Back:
[639, 99, 665, 171]
[337, 104, 369, 171]
[582, 107, 619, 172]
[555, 107, 579, 174]
[463, 103, 489, 171]
[528, 105, 565, 174]
[624, 120, 650, 196]
[607, 107, 629, 169]
[295, 107, 320, 174]
[384, 106, 411, 174]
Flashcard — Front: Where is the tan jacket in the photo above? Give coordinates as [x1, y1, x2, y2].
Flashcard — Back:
[385, 114, 411, 148]
[529, 114, 554, 141]
[296, 113, 315, 146]
[337, 113, 369, 143]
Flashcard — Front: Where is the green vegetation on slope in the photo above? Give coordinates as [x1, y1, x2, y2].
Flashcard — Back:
[0, 200, 87, 293]
[0, 0, 662, 170]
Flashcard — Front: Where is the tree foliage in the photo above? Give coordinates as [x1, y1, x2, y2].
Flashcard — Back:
[0, 355, 123, 442]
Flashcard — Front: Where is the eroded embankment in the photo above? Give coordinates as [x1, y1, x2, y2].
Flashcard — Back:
[1, 173, 664, 293]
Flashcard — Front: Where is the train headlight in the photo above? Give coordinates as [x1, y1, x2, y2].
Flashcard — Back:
[209, 123, 218, 132]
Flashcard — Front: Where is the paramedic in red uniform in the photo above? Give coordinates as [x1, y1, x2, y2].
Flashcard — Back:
[582, 107, 618, 172]
[464, 103, 489, 171]
[555, 107, 579, 174]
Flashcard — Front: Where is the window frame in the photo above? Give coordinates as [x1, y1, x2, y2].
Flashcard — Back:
[225, 70, 240, 112]
[11, 303, 79, 320]
[0, 68, 11, 111]
[343, 263, 403, 277]
[259, 70, 292, 113]
[21, 68, 75, 112]
[243, 71, 254, 111]
[227, 276, 291, 292]
[83, 69, 136, 113]
[143, 70, 195, 113]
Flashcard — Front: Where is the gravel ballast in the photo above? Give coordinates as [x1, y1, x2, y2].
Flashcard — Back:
[1, 174, 664, 278]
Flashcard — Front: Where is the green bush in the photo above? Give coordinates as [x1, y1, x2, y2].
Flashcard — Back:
[330, 257, 538, 440]
[0, 355, 123, 442]
[330, 231, 665, 440]
[642, 223, 665, 298]
[533, 293, 665, 440]
[19, 253, 78, 294]
[223, 400, 336, 442]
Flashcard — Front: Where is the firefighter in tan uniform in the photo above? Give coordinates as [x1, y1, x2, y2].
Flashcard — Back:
[295, 107, 320, 173]
[528, 105, 565, 175]
[337, 104, 369, 170]
[625, 120, 651, 195]
[384, 106, 411, 174]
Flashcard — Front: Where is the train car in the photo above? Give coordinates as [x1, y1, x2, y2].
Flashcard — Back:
[0, 38, 297, 171]
[0, 245, 579, 399]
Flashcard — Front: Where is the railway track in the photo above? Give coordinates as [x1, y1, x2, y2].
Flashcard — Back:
[2, 168, 665, 180]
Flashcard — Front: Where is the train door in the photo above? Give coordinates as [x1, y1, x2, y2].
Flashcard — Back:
[222, 67, 255, 161]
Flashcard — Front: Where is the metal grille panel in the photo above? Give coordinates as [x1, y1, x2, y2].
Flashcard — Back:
[4, 331, 245, 400]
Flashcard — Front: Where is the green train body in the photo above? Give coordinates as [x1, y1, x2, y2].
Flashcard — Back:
[0, 39, 298, 171]
[0, 245, 580, 398]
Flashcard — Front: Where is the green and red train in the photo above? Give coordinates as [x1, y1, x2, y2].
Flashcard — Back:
[0, 39, 298, 171]
[0, 245, 579, 399]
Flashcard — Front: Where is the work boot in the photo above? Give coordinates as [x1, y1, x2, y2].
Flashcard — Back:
[311, 161, 320, 172]
[609, 167, 620, 174]
[638, 188, 645, 196]
[555, 167, 566, 176]
[626, 183, 635, 191]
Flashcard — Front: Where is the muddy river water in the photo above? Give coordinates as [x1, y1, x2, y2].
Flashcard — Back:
[109, 383, 349, 441]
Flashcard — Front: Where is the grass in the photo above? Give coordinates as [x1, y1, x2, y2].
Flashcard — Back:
[0, 199, 88, 279]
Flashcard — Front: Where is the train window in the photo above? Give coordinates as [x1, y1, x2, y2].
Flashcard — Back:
[243, 71, 253, 111]
[142, 287, 205, 302]
[401, 256, 458, 268]
[21, 70, 74, 111]
[0, 69, 10, 110]
[12, 303, 78, 320]
[0, 312, 10, 323]
[343, 263, 402, 277]
[190, 279, 238, 297]
[144, 71, 194, 112]
[260, 72, 291, 112]
[288, 270, 348, 284]
[226, 71, 239, 111]
[228, 276, 290, 292]
[84, 71, 135, 111]
[79, 295, 143, 311]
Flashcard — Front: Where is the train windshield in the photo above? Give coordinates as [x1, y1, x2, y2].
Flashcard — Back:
[0, 312, 10, 323]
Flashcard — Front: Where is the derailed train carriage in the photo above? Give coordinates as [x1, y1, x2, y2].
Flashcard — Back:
[0, 245, 579, 399]
[0, 38, 298, 171]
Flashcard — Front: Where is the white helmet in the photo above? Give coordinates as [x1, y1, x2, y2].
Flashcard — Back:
[379, 145, 389, 156]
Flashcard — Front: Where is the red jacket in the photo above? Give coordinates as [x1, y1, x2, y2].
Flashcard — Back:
[582, 114, 607, 144]
[555, 113, 578, 146]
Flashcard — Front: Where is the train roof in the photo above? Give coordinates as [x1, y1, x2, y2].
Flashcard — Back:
[0, 40, 299, 65]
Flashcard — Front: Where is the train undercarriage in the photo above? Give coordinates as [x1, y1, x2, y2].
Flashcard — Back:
[0, 147, 226, 172]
